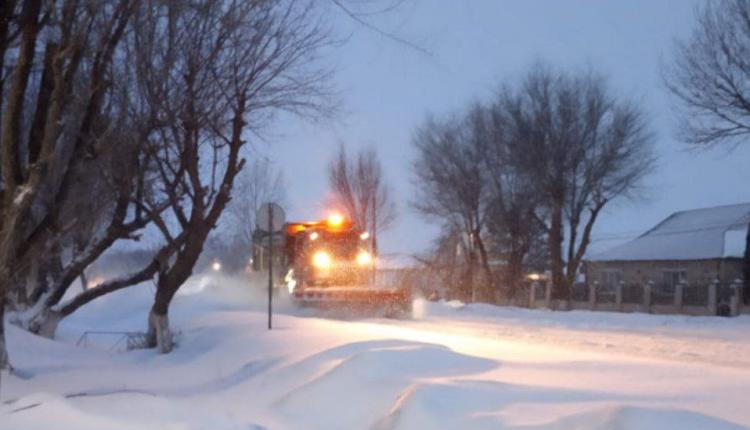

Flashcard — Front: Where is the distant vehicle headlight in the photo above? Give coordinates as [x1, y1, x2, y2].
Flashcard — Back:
[356, 251, 373, 266]
[212, 261, 222, 271]
[312, 250, 332, 269]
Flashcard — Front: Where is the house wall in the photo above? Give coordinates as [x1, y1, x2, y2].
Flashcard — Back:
[586, 258, 744, 286]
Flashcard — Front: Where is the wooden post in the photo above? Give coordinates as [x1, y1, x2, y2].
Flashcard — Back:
[643, 281, 653, 313]
[529, 282, 537, 309]
[589, 281, 597, 310]
[708, 279, 718, 316]
[674, 282, 684, 312]
[544, 282, 552, 309]
[616, 281, 624, 312]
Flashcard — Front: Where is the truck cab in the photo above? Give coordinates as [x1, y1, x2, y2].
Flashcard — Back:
[253, 213, 410, 315]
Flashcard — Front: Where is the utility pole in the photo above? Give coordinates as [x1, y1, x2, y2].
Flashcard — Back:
[257, 202, 284, 331]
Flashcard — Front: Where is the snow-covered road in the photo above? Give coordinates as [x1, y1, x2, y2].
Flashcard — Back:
[395, 301, 750, 368]
[2, 275, 749, 429]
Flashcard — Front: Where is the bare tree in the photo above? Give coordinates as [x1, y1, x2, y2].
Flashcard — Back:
[133, 0, 332, 353]
[506, 64, 655, 300]
[412, 114, 492, 302]
[2, 0, 182, 342]
[413, 64, 654, 303]
[665, 0, 750, 146]
[328, 0, 431, 57]
[0, 0, 148, 378]
[225, 158, 286, 250]
[476, 103, 544, 301]
[414, 226, 467, 301]
[328, 145, 396, 254]
[665, 0, 750, 302]
[13, 123, 155, 338]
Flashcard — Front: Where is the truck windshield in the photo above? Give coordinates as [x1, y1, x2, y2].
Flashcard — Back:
[305, 230, 360, 258]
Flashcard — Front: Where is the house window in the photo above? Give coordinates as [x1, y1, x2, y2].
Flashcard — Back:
[598, 271, 622, 288]
[662, 270, 687, 288]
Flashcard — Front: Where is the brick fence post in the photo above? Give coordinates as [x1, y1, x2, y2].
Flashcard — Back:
[674, 282, 684, 312]
[589, 281, 597, 310]
[544, 282, 552, 309]
[529, 282, 537, 309]
[708, 279, 718, 316]
[731, 279, 743, 316]
[616, 281, 624, 312]
[643, 281, 653, 313]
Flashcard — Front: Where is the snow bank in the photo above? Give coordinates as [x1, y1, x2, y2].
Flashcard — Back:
[379, 382, 748, 430]
[2, 273, 750, 429]
[424, 299, 750, 341]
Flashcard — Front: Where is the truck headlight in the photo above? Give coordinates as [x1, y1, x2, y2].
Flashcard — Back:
[356, 251, 373, 266]
[312, 251, 332, 269]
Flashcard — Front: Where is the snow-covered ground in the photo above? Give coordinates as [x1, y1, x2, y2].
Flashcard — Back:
[2, 274, 750, 429]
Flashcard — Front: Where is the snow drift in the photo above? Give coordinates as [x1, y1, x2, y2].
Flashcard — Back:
[2, 273, 749, 429]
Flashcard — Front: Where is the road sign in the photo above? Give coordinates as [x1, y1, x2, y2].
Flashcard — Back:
[256, 202, 285, 233]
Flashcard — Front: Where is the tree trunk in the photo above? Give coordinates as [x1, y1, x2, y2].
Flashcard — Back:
[19, 258, 42, 308]
[0, 298, 8, 388]
[147, 309, 172, 354]
[35, 309, 62, 339]
[0, 294, 13, 387]
[506, 250, 524, 301]
[744, 221, 750, 305]
[463, 249, 476, 303]
[565, 205, 604, 291]
[549, 203, 568, 300]
[146, 273, 181, 353]
[474, 232, 494, 303]
[146, 235, 204, 353]
[0, 295, 10, 373]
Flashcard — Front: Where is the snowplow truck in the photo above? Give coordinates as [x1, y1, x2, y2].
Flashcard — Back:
[254, 214, 411, 316]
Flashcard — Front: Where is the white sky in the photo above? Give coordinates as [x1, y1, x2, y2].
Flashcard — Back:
[258, 0, 750, 261]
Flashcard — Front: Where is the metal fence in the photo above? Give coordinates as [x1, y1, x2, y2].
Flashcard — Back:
[571, 283, 588, 301]
[683, 284, 709, 307]
[622, 284, 643, 304]
[525, 280, 745, 317]
[534, 284, 546, 301]
[595, 285, 616, 303]
[651, 284, 674, 306]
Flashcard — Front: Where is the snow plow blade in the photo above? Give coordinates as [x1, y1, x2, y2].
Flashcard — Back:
[292, 287, 412, 316]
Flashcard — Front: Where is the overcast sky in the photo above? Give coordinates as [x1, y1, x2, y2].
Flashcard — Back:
[258, 0, 750, 262]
